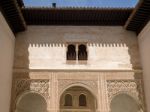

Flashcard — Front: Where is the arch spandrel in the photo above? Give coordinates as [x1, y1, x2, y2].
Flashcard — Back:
[107, 80, 145, 112]
[58, 80, 98, 99]
[12, 79, 50, 112]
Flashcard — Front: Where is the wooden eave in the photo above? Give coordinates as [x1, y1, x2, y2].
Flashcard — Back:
[125, 0, 150, 34]
[0, 0, 26, 33]
[3, 0, 150, 34]
[22, 7, 133, 26]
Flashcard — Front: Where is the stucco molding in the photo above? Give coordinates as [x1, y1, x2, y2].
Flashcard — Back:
[13, 68, 143, 73]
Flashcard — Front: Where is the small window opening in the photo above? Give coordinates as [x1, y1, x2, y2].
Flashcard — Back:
[79, 94, 87, 106]
[67, 44, 76, 60]
[78, 45, 87, 60]
[64, 94, 73, 106]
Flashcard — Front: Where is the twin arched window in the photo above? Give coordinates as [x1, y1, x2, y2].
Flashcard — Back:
[64, 94, 87, 106]
[67, 44, 87, 60]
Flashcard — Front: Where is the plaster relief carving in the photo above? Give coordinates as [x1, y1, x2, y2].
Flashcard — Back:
[58, 79, 98, 97]
[107, 80, 145, 111]
[14, 79, 50, 101]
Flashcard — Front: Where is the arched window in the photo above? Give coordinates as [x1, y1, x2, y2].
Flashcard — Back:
[67, 44, 76, 60]
[64, 94, 72, 106]
[79, 94, 87, 106]
[78, 44, 87, 60]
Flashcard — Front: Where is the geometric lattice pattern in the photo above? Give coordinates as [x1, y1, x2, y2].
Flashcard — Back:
[14, 79, 50, 100]
[107, 80, 145, 111]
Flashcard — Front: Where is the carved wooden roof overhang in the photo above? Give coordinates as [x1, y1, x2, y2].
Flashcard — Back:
[1, 0, 150, 35]
[21, 7, 133, 26]
[125, 0, 150, 34]
[0, 0, 26, 33]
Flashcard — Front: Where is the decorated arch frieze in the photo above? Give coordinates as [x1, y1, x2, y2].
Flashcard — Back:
[58, 79, 98, 98]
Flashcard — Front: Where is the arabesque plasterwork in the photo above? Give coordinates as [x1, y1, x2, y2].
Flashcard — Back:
[58, 79, 98, 97]
[107, 80, 145, 111]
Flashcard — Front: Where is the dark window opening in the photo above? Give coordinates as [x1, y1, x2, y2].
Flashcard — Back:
[64, 94, 73, 106]
[67, 45, 76, 60]
[79, 94, 87, 106]
[78, 45, 87, 60]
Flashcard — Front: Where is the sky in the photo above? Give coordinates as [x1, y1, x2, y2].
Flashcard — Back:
[23, 0, 139, 8]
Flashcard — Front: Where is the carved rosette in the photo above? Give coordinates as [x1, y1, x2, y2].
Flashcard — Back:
[13, 79, 50, 101]
[58, 79, 98, 97]
[107, 80, 145, 110]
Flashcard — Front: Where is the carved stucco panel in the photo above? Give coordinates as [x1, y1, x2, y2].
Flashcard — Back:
[107, 80, 145, 111]
[14, 79, 50, 101]
[58, 79, 98, 97]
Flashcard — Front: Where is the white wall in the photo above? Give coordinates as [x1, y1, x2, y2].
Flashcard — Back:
[0, 12, 15, 112]
[15, 26, 141, 70]
[138, 21, 150, 112]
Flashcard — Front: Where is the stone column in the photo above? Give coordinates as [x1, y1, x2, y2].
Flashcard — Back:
[97, 73, 109, 112]
[49, 73, 59, 112]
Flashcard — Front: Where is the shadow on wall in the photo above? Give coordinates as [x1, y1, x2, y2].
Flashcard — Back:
[13, 29, 141, 70]
[10, 73, 50, 112]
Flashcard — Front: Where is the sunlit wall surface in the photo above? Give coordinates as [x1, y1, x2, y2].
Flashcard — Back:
[23, 0, 139, 8]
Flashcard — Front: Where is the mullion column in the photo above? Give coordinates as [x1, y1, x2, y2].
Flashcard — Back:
[76, 43, 78, 62]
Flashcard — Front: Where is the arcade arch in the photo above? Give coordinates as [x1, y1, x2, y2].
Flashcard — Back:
[15, 92, 47, 112]
[60, 86, 97, 112]
[110, 93, 141, 112]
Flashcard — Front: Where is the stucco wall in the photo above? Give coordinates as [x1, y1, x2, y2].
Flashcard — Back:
[138, 21, 150, 112]
[0, 12, 15, 112]
[15, 26, 141, 70]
